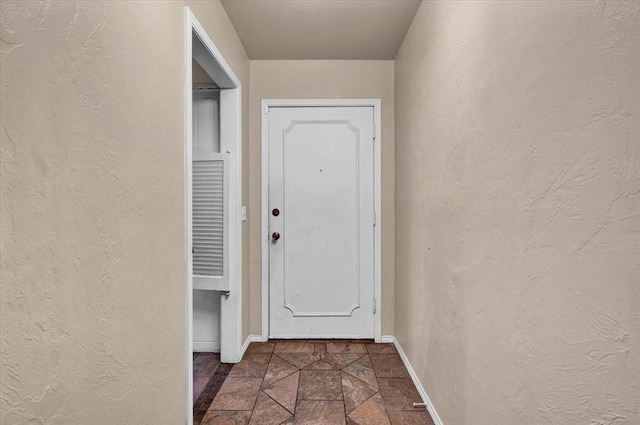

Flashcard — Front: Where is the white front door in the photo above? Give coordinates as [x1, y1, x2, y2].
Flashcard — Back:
[268, 106, 375, 338]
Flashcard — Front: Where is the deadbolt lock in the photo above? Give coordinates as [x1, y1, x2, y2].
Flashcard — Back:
[272, 208, 280, 217]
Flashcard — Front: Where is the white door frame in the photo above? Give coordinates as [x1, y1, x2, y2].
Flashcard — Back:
[184, 7, 243, 425]
[261, 99, 382, 343]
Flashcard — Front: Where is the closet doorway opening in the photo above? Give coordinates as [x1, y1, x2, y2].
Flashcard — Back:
[184, 7, 243, 425]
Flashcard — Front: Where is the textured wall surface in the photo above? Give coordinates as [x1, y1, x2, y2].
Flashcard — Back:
[248, 60, 395, 335]
[0, 1, 249, 423]
[395, 1, 639, 424]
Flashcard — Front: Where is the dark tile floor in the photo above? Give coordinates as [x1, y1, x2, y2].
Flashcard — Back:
[193, 352, 233, 423]
[194, 340, 435, 425]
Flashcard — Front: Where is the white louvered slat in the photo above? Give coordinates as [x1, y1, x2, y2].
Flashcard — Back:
[193, 157, 227, 280]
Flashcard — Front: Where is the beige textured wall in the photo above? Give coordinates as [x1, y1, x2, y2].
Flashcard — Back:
[0, 1, 249, 423]
[248, 60, 395, 335]
[395, 1, 639, 424]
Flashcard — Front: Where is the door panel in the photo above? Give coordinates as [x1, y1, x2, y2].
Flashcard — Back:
[193, 90, 229, 291]
[192, 151, 229, 291]
[268, 107, 375, 338]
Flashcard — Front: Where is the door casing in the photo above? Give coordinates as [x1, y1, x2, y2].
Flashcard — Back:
[261, 99, 382, 343]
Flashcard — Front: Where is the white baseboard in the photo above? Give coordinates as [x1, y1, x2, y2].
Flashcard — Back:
[390, 336, 444, 425]
[193, 341, 220, 352]
[380, 335, 395, 343]
[238, 334, 265, 361]
[250, 334, 267, 342]
[238, 335, 252, 360]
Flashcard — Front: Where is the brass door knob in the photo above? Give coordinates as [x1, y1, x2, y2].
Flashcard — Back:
[272, 232, 281, 241]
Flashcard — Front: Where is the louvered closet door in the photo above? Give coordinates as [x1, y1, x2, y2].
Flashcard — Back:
[193, 150, 229, 291]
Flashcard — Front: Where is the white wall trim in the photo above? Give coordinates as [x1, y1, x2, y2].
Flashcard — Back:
[260, 101, 269, 342]
[193, 341, 220, 353]
[185, 7, 243, 425]
[380, 335, 395, 343]
[239, 334, 252, 359]
[238, 334, 267, 359]
[261, 99, 383, 343]
[184, 13, 194, 424]
[250, 334, 268, 343]
[390, 336, 444, 425]
[218, 86, 244, 365]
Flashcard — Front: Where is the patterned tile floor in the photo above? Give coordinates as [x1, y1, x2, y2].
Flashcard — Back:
[194, 340, 435, 425]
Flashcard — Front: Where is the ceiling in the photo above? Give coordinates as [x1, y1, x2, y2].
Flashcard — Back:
[220, 0, 422, 60]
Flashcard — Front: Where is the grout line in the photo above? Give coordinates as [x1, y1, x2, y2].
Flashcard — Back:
[263, 386, 297, 417]
[294, 353, 303, 420]
[342, 354, 382, 419]
[366, 351, 393, 421]
[323, 352, 367, 369]
[341, 367, 347, 419]
[247, 351, 272, 424]
[260, 347, 300, 417]
[263, 361, 298, 414]
[341, 368, 378, 392]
